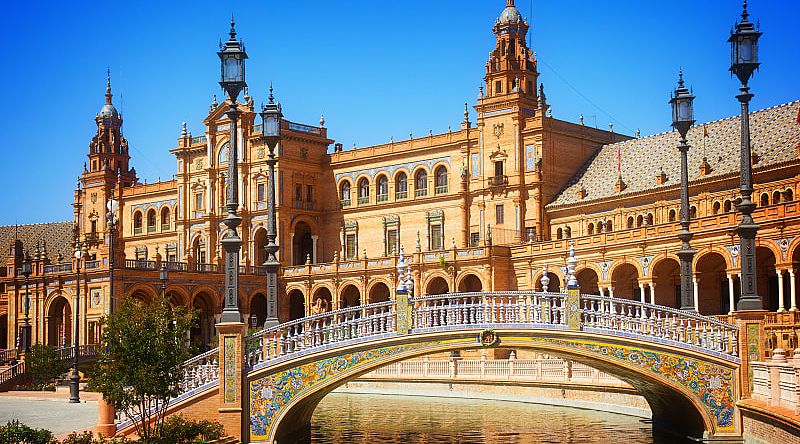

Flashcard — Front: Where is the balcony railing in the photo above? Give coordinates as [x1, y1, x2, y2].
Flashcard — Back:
[488, 175, 508, 186]
[357, 197, 369, 205]
[161, 224, 171, 231]
[147, 225, 156, 234]
[340, 199, 351, 208]
[377, 194, 388, 203]
[292, 201, 317, 211]
[163, 261, 188, 272]
[415, 188, 428, 197]
[43, 263, 73, 274]
[125, 260, 157, 270]
[84, 260, 100, 270]
[194, 263, 218, 273]
[435, 185, 448, 195]
[395, 191, 408, 200]
[190, 135, 207, 144]
[134, 227, 142, 235]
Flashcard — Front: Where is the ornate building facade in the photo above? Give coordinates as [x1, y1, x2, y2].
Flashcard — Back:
[2, 0, 800, 351]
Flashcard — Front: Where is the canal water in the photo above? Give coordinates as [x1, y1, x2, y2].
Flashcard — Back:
[311, 393, 691, 443]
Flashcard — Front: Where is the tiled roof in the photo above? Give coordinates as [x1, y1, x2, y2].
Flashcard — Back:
[548, 100, 800, 207]
[0, 222, 74, 265]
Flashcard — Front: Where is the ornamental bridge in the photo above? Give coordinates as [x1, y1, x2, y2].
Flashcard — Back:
[112, 287, 747, 443]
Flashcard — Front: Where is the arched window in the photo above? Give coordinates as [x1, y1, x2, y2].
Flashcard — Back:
[218, 142, 229, 165]
[690, 206, 698, 219]
[646, 213, 653, 225]
[605, 220, 613, 232]
[357, 178, 370, 204]
[415, 170, 428, 196]
[395, 172, 408, 199]
[160, 207, 170, 230]
[712, 201, 721, 215]
[340, 181, 351, 207]
[636, 215, 643, 227]
[146, 209, 156, 233]
[565, 226, 571, 238]
[668, 209, 677, 222]
[133, 211, 143, 235]
[556, 228, 563, 240]
[587, 223, 594, 235]
[723, 200, 732, 213]
[760, 193, 769, 207]
[772, 190, 781, 205]
[627, 216, 634, 229]
[786, 189, 794, 202]
[596, 221, 603, 234]
[376, 175, 389, 202]
[434, 166, 448, 194]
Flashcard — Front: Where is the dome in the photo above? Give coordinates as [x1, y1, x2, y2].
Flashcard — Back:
[498, 3, 522, 24]
[100, 103, 118, 118]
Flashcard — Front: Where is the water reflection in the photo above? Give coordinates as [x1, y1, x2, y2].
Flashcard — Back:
[311, 393, 690, 443]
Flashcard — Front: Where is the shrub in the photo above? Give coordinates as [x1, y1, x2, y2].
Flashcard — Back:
[0, 420, 55, 444]
[152, 416, 224, 444]
[26, 344, 67, 386]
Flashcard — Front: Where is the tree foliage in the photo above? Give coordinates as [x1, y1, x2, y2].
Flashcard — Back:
[89, 295, 196, 440]
[0, 420, 55, 444]
[26, 344, 67, 387]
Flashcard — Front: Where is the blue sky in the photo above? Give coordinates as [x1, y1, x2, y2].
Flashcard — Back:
[1, 1, 798, 225]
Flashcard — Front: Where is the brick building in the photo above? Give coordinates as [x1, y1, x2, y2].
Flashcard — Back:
[2, 0, 800, 351]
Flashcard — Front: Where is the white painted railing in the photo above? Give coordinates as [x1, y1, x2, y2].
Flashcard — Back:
[413, 292, 567, 329]
[751, 350, 800, 414]
[245, 301, 396, 369]
[581, 295, 739, 356]
[178, 348, 219, 395]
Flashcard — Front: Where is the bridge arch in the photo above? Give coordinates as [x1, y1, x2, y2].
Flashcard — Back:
[251, 330, 731, 443]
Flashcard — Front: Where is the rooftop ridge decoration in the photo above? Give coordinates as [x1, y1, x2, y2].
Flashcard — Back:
[548, 100, 800, 208]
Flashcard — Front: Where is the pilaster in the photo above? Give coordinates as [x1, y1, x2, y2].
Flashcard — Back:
[216, 321, 247, 442]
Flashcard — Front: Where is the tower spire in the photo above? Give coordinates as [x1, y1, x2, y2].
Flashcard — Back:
[507, 0, 515, 6]
[229, 14, 237, 40]
[105, 68, 113, 105]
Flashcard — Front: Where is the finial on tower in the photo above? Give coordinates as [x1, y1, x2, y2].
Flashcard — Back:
[268, 82, 274, 104]
[229, 14, 237, 40]
[463, 102, 469, 121]
[105, 68, 113, 104]
[741, 1, 749, 21]
[181, 122, 188, 138]
[678, 66, 685, 88]
[507, 0, 515, 6]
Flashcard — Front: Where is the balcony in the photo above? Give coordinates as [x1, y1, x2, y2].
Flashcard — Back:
[357, 197, 369, 205]
[377, 194, 388, 203]
[435, 185, 448, 195]
[488, 175, 508, 186]
[340, 199, 351, 208]
[161, 224, 171, 232]
[415, 188, 428, 197]
[147, 225, 156, 234]
[395, 191, 408, 200]
[134, 227, 142, 235]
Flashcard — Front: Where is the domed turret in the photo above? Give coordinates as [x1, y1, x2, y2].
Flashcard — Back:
[99, 71, 119, 118]
[498, 0, 522, 24]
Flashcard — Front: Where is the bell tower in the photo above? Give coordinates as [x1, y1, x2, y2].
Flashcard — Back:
[86, 70, 134, 183]
[481, 0, 540, 108]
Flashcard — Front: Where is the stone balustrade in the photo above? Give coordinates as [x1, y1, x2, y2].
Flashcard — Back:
[362, 354, 627, 386]
[751, 348, 800, 414]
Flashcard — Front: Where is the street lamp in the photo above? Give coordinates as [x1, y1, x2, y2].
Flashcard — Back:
[69, 241, 82, 404]
[260, 85, 282, 328]
[217, 17, 247, 324]
[160, 263, 169, 299]
[20, 252, 32, 354]
[729, 1, 762, 311]
[670, 69, 697, 312]
[106, 193, 118, 315]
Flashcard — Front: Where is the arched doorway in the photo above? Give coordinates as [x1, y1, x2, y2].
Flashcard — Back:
[192, 236, 207, 265]
[426, 277, 449, 295]
[289, 290, 305, 320]
[695, 253, 728, 315]
[575, 269, 599, 295]
[293, 222, 314, 266]
[368, 282, 391, 304]
[340, 285, 361, 308]
[535, 272, 561, 293]
[253, 229, 268, 266]
[191, 293, 216, 350]
[47, 296, 72, 347]
[652, 259, 680, 308]
[757, 247, 779, 312]
[312, 287, 333, 313]
[611, 264, 639, 300]
[0, 314, 7, 349]
[458, 274, 483, 293]
[250, 293, 267, 327]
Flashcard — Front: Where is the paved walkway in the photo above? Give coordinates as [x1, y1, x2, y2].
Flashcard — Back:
[0, 390, 98, 436]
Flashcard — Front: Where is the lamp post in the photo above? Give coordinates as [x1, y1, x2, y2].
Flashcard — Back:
[729, 2, 762, 311]
[260, 85, 282, 328]
[106, 195, 118, 315]
[69, 241, 82, 404]
[217, 17, 247, 324]
[670, 69, 697, 312]
[20, 252, 32, 354]
[160, 264, 169, 299]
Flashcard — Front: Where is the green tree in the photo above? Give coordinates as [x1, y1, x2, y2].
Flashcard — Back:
[25, 344, 67, 387]
[89, 295, 196, 441]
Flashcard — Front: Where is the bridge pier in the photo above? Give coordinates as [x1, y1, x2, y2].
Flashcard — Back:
[95, 397, 116, 438]
[216, 321, 248, 443]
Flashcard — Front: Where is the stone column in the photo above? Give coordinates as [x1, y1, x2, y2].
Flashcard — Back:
[599, 287, 605, 297]
[289, 232, 295, 265]
[608, 287, 614, 298]
[311, 235, 319, 264]
[648, 282, 655, 304]
[693, 277, 699, 312]
[216, 321, 247, 441]
[728, 274, 736, 315]
[95, 397, 116, 437]
[790, 269, 797, 311]
[639, 283, 646, 304]
[777, 270, 786, 312]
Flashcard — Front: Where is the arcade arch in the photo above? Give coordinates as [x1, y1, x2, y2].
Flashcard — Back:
[457, 274, 483, 293]
[368, 282, 391, 304]
[340, 285, 361, 309]
[610, 263, 639, 300]
[426, 276, 449, 295]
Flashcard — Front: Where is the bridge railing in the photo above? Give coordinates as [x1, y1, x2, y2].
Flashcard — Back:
[0, 361, 25, 386]
[54, 344, 99, 362]
[412, 291, 567, 329]
[245, 300, 396, 369]
[178, 348, 219, 395]
[580, 295, 739, 357]
[0, 348, 18, 364]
